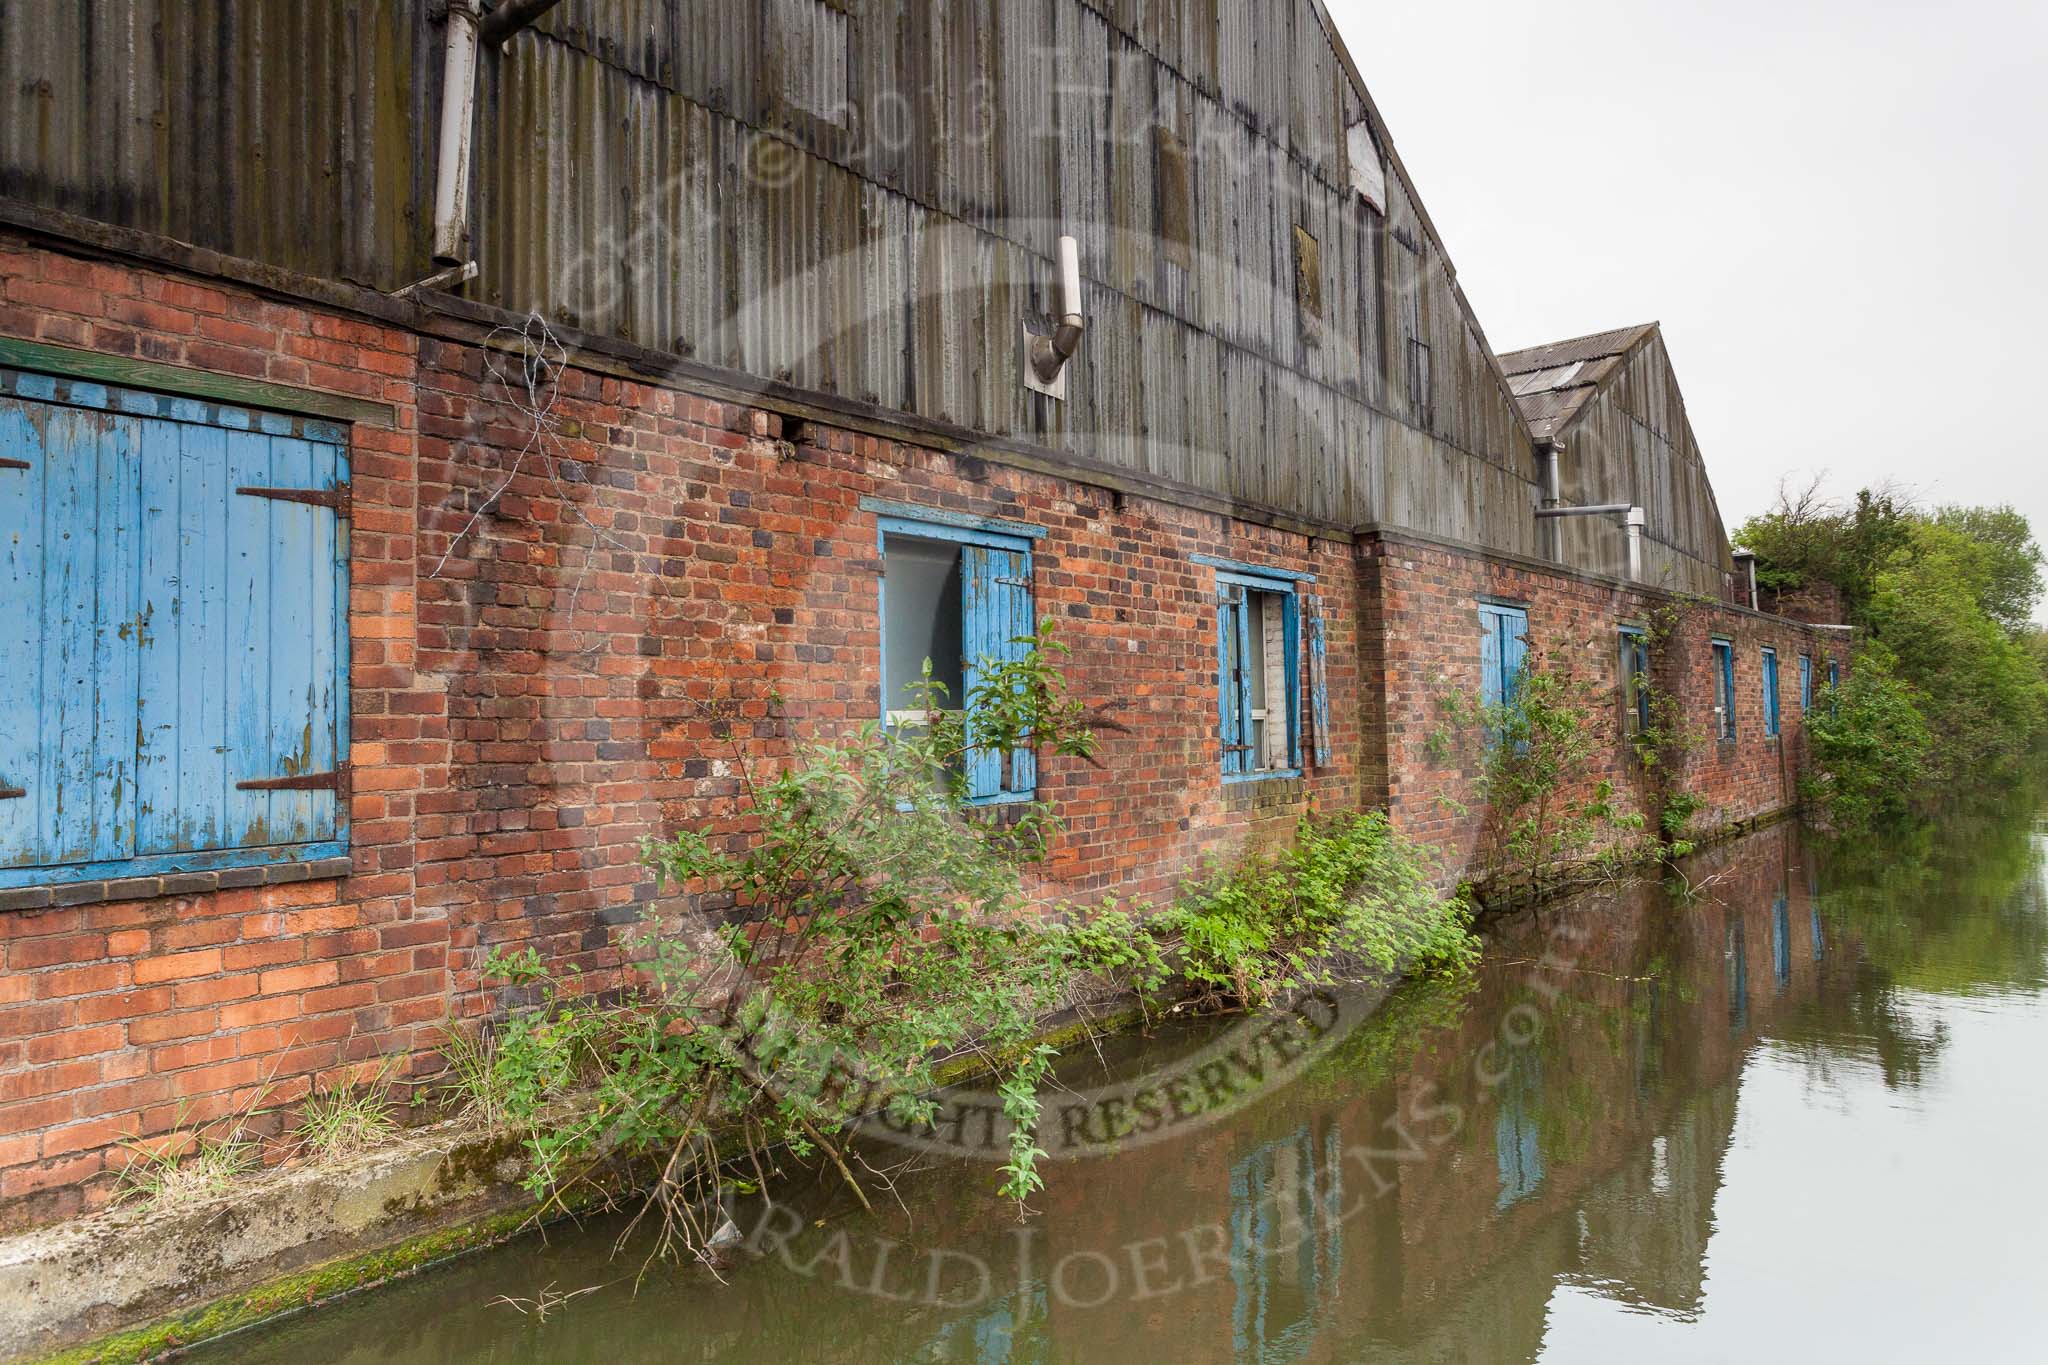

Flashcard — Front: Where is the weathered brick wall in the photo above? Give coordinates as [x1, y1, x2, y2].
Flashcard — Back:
[0, 239, 1360, 1224]
[0, 236, 1847, 1228]
[0, 239, 437, 1227]
[1363, 535, 1849, 875]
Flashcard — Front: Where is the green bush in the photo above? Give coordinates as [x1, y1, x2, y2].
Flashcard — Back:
[1156, 812, 1477, 1007]
[439, 629, 1476, 1261]
[1803, 649, 1934, 832]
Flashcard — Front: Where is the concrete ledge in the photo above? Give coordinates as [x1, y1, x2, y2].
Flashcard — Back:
[0, 1119, 547, 1365]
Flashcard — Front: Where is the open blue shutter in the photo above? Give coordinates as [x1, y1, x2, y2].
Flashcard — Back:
[1305, 594, 1332, 768]
[1502, 609, 1529, 710]
[1, 376, 346, 883]
[1282, 593, 1302, 769]
[1478, 608, 1504, 710]
[960, 543, 1032, 801]
[1216, 590, 1239, 774]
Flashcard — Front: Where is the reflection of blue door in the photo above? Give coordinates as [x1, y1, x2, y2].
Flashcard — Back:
[1230, 1127, 1343, 1364]
[1812, 907, 1825, 962]
[1495, 1048, 1545, 1210]
[1772, 895, 1791, 990]
[1727, 919, 1750, 1035]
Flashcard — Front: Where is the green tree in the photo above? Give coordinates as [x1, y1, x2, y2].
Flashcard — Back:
[1864, 522, 2048, 785]
[1932, 504, 2044, 635]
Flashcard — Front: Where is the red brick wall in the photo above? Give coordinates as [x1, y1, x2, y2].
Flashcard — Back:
[0, 236, 1848, 1227]
[1362, 536, 1849, 875]
[0, 239, 1362, 1225]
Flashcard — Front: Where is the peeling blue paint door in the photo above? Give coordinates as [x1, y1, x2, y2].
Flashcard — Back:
[0, 372, 348, 882]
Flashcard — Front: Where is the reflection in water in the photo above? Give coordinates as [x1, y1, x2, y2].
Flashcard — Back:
[202, 788, 2048, 1365]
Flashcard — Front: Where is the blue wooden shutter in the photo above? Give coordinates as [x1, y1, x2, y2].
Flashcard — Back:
[1502, 608, 1529, 710]
[1762, 650, 1779, 735]
[961, 543, 1033, 801]
[1281, 593, 1302, 769]
[1800, 656, 1813, 712]
[1478, 608, 1504, 710]
[0, 376, 346, 883]
[1217, 586, 1246, 775]
[1305, 593, 1332, 768]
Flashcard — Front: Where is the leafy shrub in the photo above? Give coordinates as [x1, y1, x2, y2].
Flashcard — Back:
[1155, 812, 1477, 1007]
[438, 628, 1476, 1261]
[1803, 649, 1935, 832]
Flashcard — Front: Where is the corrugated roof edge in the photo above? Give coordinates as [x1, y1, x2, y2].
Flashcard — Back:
[1498, 321, 1665, 441]
[1301, 0, 1534, 452]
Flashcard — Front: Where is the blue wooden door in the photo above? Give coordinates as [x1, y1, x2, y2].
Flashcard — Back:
[0, 371, 348, 884]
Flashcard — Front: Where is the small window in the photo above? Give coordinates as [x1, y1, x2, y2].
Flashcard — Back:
[1799, 655, 1814, 713]
[1712, 639, 1737, 740]
[1761, 647, 1781, 738]
[1619, 627, 1651, 735]
[1, 368, 351, 889]
[1479, 603, 1530, 714]
[1408, 337, 1434, 424]
[1217, 573, 1301, 780]
[877, 510, 1040, 805]
[1828, 659, 1841, 691]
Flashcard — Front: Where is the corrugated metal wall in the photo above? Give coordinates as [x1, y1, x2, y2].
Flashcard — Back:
[1556, 335, 1732, 596]
[0, 0, 1568, 552]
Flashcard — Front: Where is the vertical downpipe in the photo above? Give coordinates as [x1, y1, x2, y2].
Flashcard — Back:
[432, 0, 482, 265]
[1539, 440, 1563, 561]
[1625, 507, 1645, 582]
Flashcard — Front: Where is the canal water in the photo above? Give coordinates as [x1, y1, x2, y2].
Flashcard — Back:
[200, 791, 2048, 1363]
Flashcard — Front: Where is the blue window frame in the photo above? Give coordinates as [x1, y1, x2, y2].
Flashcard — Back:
[1799, 654, 1814, 712]
[1478, 602, 1530, 714]
[870, 501, 1043, 806]
[1215, 567, 1302, 781]
[1828, 659, 1841, 691]
[1619, 626, 1651, 735]
[1761, 646, 1781, 737]
[1, 368, 351, 889]
[1712, 638, 1737, 740]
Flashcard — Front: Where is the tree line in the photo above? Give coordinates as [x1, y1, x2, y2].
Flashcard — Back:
[1737, 480, 2048, 829]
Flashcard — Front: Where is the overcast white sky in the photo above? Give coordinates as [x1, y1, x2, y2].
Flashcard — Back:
[1324, 0, 2048, 540]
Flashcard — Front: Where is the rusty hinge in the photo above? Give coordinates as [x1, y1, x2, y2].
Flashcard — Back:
[0, 785, 25, 800]
[236, 762, 348, 794]
[236, 482, 350, 513]
[0, 458, 29, 471]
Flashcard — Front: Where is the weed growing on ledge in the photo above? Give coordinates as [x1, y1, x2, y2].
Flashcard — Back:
[1429, 637, 1647, 898]
[434, 626, 1475, 1267]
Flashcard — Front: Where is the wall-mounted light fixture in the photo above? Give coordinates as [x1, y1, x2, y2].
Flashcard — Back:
[1024, 235, 1086, 400]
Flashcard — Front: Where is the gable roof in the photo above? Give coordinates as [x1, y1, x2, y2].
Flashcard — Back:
[1497, 322, 1660, 440]
[1302, 0, 1534, 447]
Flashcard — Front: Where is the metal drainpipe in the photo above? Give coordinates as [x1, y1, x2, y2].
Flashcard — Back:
[1538, 439, 1563, 560]
[431, 0, 482, 265]
[1626, 507, 1645, 583]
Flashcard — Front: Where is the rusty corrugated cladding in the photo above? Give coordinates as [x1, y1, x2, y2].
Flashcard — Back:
[0, 0, 434, 289]
[0, 0, 1573, 553]
[1500, 325, 1731, 593]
